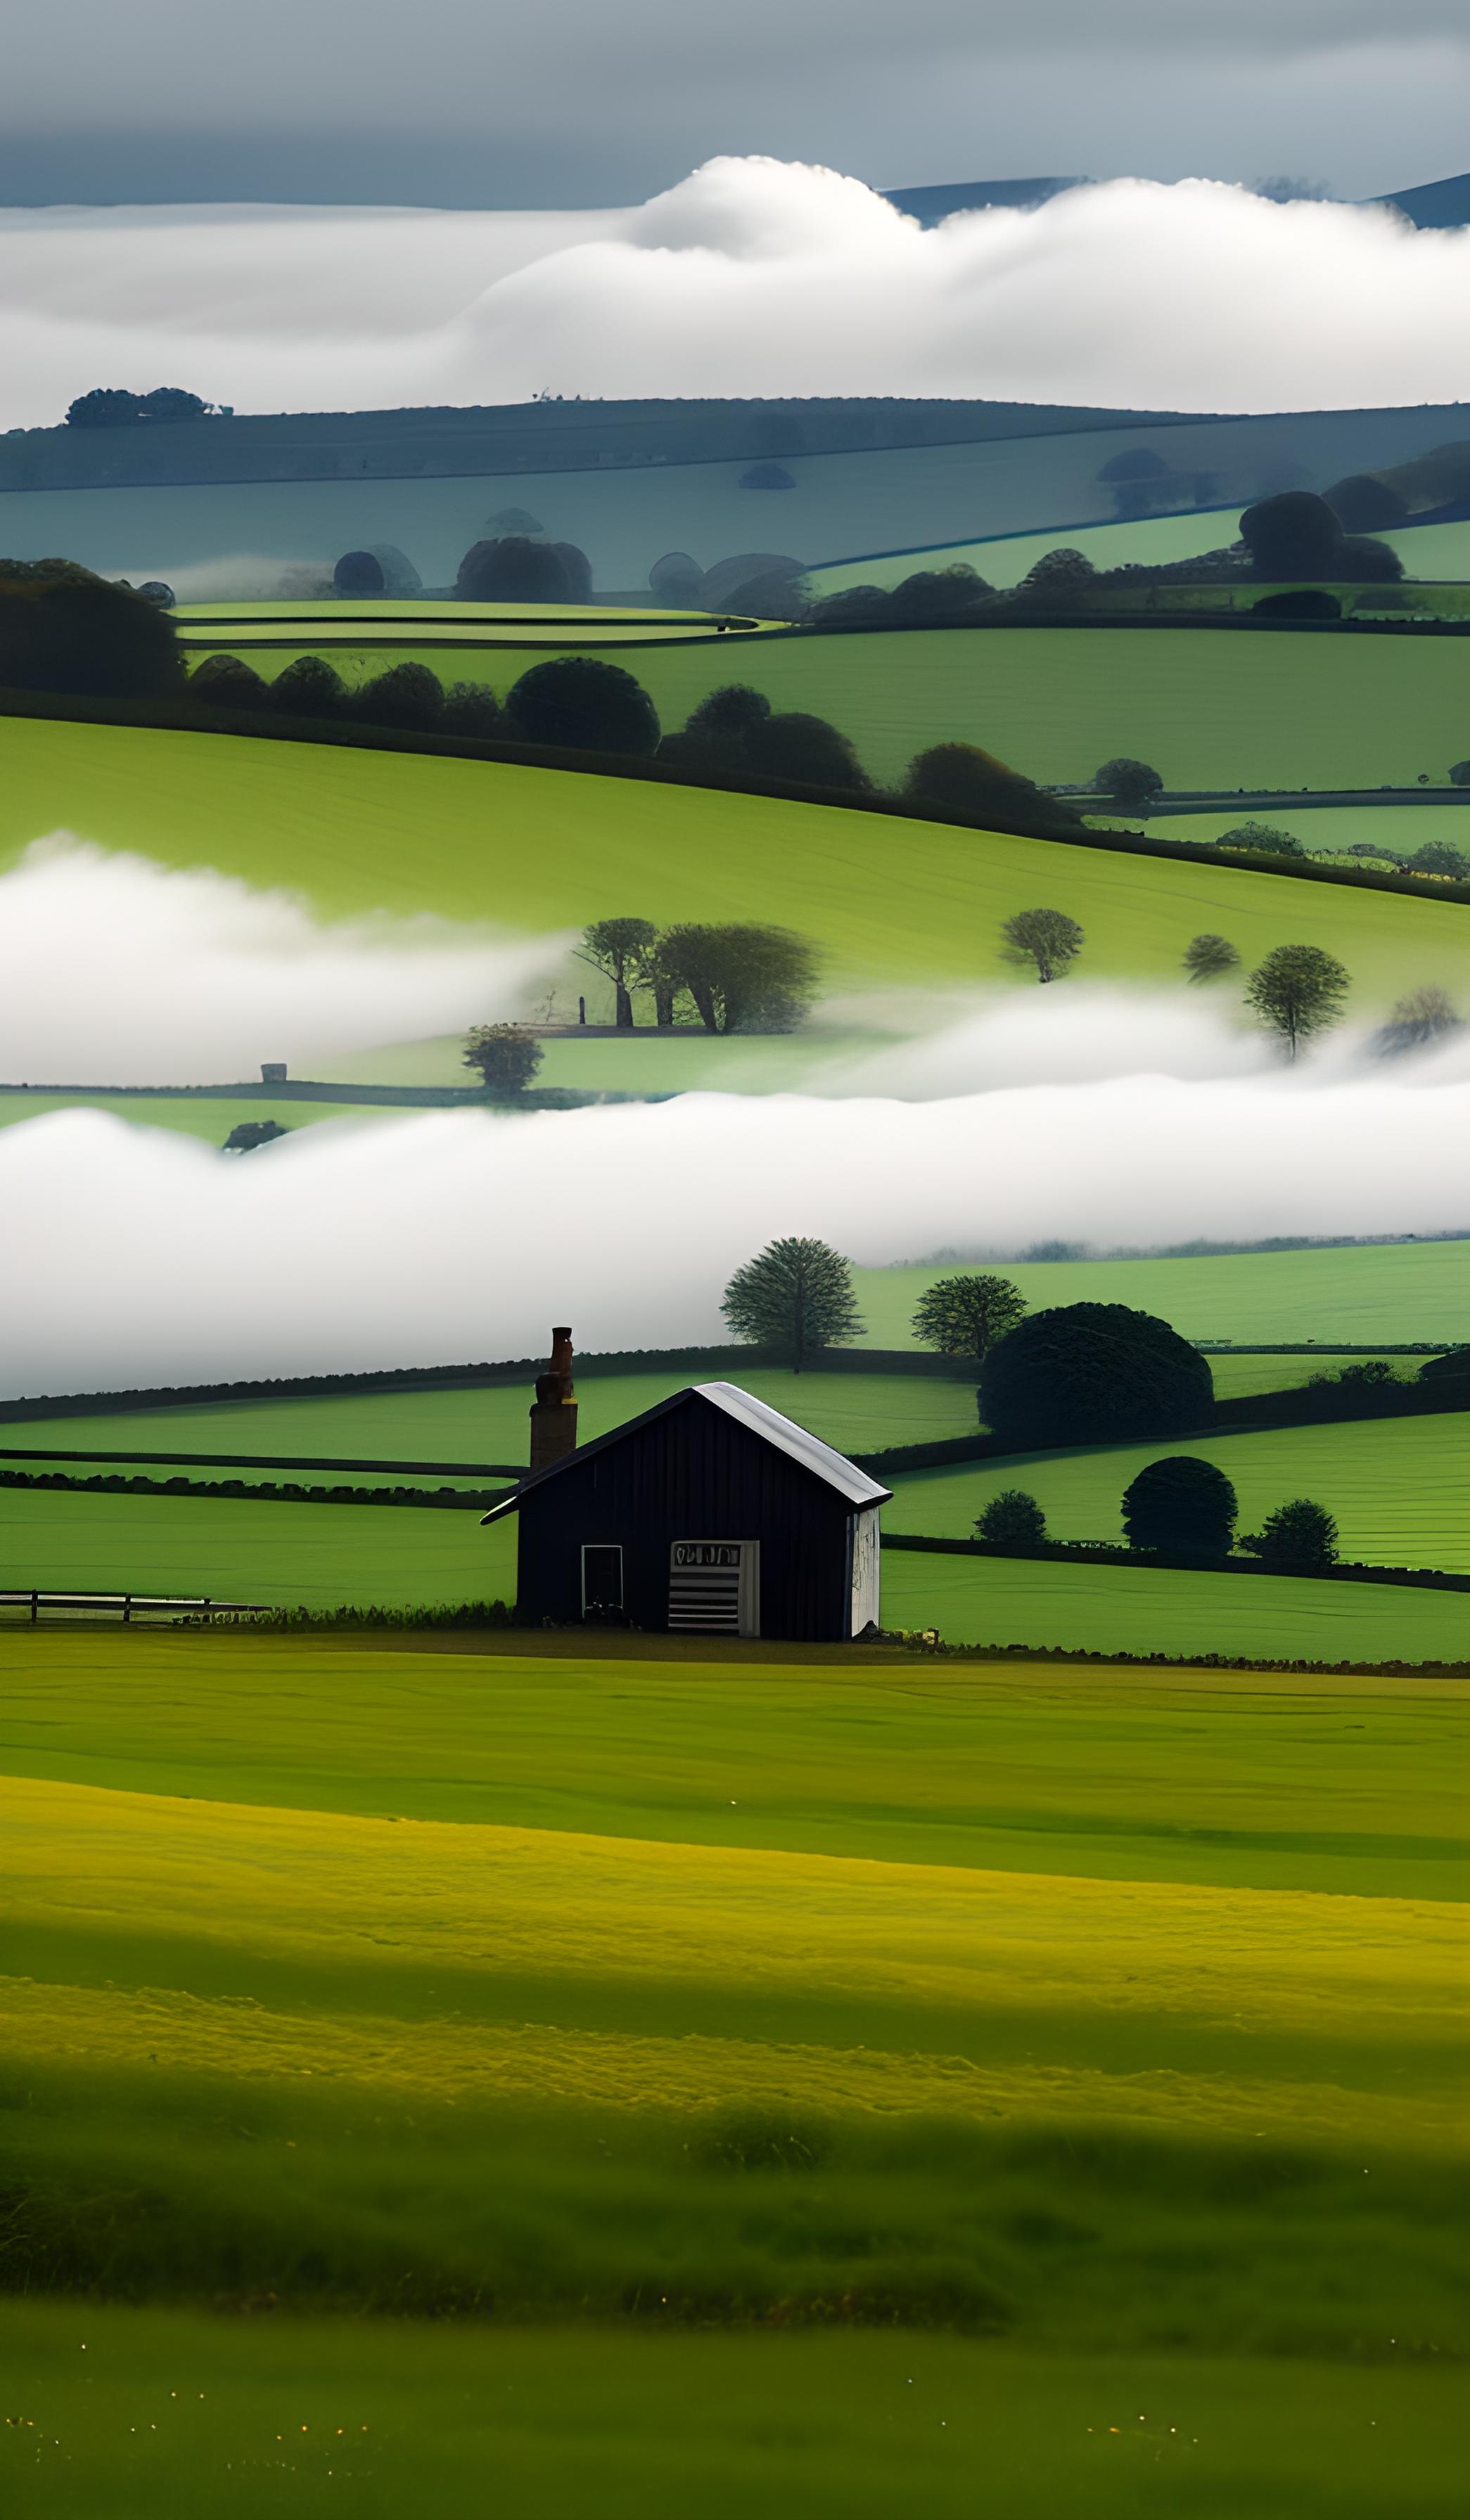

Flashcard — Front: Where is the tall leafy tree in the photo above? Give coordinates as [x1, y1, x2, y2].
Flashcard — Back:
[721, 1237, 864, 1373]
[1000, 907, 1084, 984]
[463, 1024, 542, 1098]
[1244, 944, 1350, 1058]
[576, 918, 658, 1029]
[912, 1273, 1027, 1373]
[658, 924, 819, 1033]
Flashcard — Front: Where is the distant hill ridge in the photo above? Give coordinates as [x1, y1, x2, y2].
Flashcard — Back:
[881, 173, 1470, 229]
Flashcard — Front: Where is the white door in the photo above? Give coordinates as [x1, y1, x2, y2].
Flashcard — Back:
[668, 1541, 760, 1637]
[849, 1508, 881, 1636]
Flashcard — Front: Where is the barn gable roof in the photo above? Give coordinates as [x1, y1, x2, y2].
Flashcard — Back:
[480, 1380, 891, 1524]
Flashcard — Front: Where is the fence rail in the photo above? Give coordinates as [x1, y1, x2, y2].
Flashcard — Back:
[0, 1590, 269, 1624]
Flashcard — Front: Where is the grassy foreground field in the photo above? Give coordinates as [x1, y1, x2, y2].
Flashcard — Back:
[170, 616, 1470, 791]
[3, 719, 1462, 1012]
[1, 1638, 1465, 2513]
[885, 1412, 1470, 1569]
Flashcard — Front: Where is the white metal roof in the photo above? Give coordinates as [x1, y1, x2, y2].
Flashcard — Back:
[692, 1382, 892, 1506]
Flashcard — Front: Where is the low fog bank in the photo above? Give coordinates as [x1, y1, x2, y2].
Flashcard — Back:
[4, 164, 1469, 426]
[4, 1076, 1466, 1398]
[0, 840, 567, 1083]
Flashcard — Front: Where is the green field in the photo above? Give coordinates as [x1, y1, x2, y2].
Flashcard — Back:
[2, 1479, 1466, 1657]
[170, 615, 1470, 791]
[856, 1240, 1470, 1345]
[884, 1410, 1470, 1569]
[805, 510, 1470, 595]
[1, 1637, 1465, 2513]
[0, 1353, 1424, 1472]
[4, 720, 1462, 1015]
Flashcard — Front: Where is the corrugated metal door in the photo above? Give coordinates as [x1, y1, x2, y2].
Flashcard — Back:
[669, 1540, 760, 1636]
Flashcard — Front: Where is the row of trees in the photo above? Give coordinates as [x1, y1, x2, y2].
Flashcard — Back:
[65, 387, 215, 428]
[976, 1466, 1340, 1569]
[575, 918, 819, 1033]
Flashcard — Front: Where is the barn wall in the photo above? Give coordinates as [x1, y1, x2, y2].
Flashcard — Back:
[513, 1394, 855, 1640]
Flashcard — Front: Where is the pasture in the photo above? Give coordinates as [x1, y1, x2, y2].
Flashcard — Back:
[883, 1410, 1470, 1570]
[857, 1239, 1470, 1346]
[1, 1638, 1466, 2512]
[169, 613, 1470, 792]
[1, 1483, 1466, 1654]
[2, 721, 1460, 1015]
[804, 510, 1470, 596]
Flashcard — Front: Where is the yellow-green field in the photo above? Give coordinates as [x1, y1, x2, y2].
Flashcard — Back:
[1, 1635, 1466, 2512]
[3, 719, 1462, 1014]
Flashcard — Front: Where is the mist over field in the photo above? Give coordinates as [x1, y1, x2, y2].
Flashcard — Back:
[4, 162, 1469, 428]
[3, 1071, 1466, 1396]
[0, 840, 568, 1082]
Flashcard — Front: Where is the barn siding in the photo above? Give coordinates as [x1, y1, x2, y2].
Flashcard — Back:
[514, 1391, 856, 1640]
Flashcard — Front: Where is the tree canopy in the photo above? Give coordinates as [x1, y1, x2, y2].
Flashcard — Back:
[463, 1024, 543, 1098]
[577, 918, 658, 1029]
[1244, 944, 1350, 1057]
[505, 656, 660, 757]
[978, 1303, 1215, 1448]
[1094, 757, 1163, 814]
[656, 924, 819, 1034]
[1000, 906, 1084, 984]
[0, 560, 184, 700]
[1121, 1455, 1238, 1558]
[721, 1237, 864, 1372]
[911, 1273, 1027, 1370]
[1239, 1497, 1339, 1569]
[1182, 933, 1241, 984]
[975, 1489, 1047, 1547]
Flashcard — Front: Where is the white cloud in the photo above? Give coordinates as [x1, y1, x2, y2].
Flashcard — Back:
[2, 1066, 1465, 1396]
[3, 164, 1469, 428]
[0, 839, 566, 1083]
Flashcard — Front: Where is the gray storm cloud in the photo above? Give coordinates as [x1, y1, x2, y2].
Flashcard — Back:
[3, 1071, 1466, 1396]
[3, 165, 1469, 428]
[0, 840, 567, 1083]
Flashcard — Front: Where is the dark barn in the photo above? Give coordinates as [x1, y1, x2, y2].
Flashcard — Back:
[484, 1377, 890, 1642]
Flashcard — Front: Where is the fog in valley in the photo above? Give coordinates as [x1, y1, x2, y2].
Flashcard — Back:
[3, 165, 1469, 429]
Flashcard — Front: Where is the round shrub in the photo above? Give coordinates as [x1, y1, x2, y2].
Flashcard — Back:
[1239, 1497, 1338, 1569]
[334, 548, 385, 596]
[1215, 821, 1305, 858]
[648, 551, 704, 605]
[1094, 757, 1163, 814]
[1239, 490, 1344, 577]
[1121, 1455, 1238, 1557]
[353, 660, 445, 731]
[978, 1303, 1215, 1449]
[684, 684, 772, 749]
[189, 651, 269, 709]
[1251, 588, 1341, 619]
[743, 710, 870, 791]
[975, 1489, 1047, 1547]
[269, 654, 350, 719]
[505, 655, 660, 756]
[456, 536, 574, 603]
[137, 580, 175, 608]
[902, 741, 1055, 823]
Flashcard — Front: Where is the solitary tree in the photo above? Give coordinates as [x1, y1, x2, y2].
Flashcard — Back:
[721, 1236, 864, 1372]
[975, 1489, 1047, 1546]
[577, 918, 658, 1029]
[1001, 907, 1084, 984]
[1094, 757, 1164, 815]
[1238, 490, 1343, 579]
[978, 1303, 1214, 1448]
[1122, 1456, 1238, 1557]
[1182, 933, 1241, 984]
[1239, 1497, 1339, 1569]
[457, 536, 573, 603]
[1244, 944, 1350, 1058]
[901, 743, 1078, 832]
[912, 1273, 1027, 1375]
[463, 1024, 543, 1098]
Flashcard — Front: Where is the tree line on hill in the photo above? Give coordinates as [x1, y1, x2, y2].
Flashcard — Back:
[463, 918, 821, 1078]
[717, 1230, 1466, 1448]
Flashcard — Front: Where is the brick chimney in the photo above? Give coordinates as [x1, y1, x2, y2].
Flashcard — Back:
[529, 1325, 578, 1473]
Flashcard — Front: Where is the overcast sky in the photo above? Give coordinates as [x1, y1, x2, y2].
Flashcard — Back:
[4, 0, 1468, 207]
